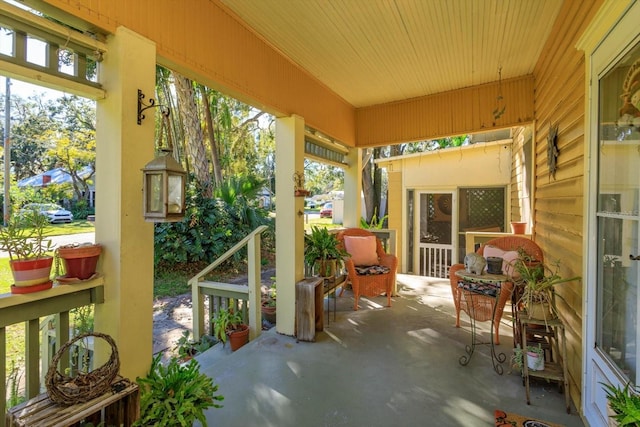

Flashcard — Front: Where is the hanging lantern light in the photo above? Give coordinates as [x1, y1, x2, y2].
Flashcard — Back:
[142, 152, 186, 222]
[139, 89, 186, 222]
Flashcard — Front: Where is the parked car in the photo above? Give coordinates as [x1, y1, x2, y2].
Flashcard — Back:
[319, 202, 333, 218]
[19, 203, 74, 223]
[305, 198, 318, 209]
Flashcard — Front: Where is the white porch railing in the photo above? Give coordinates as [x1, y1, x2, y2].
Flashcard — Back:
[190, 225, 269, 342]
[419, 243, 452, 278]
[0, 277, 105, 427]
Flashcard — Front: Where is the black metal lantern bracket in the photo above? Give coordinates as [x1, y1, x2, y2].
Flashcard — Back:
[137, 89, 170, 125]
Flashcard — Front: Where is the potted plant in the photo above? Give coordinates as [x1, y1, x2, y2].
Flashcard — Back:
[174, 330, 216, 361]
[602, 381, 640, 426]
[212, 307, 249, 351]
[56, 242, 103, 281]
[512, 254, 580, 320]
[304, 226, 349, 277]
[134, 354, 224, 427]
[261, 278, 277, 325]
[0, 209, 54, 293]
[513, 343, 545, 371]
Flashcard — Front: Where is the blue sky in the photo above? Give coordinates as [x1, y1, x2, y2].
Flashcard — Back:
[1, 76, 64, 100]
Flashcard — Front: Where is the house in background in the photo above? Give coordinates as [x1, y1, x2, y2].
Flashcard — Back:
[17, 166, 96, 207]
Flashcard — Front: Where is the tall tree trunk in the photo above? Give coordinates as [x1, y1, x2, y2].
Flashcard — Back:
[199, 85, 223, 186]
[362, 149, 374, 222]
[173, 72, 212, 196]
[157, 68, 189, 176]
[373, 147, 383, 219]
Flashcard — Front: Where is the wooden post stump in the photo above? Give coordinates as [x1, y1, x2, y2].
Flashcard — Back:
[295, 277, 324, 341]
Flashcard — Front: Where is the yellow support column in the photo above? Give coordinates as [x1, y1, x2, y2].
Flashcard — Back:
[94, 27, 156, 380]
[343, 147, 362, 228]
[275, 115, 306, 336]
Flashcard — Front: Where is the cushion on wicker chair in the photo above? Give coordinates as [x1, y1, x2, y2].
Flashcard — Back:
[482, 245, 521, 279]
[344, 235, 379, 266]
[355, 265, 391, 275]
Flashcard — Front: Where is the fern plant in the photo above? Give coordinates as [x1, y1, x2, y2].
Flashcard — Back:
[134, 354, 224, 427]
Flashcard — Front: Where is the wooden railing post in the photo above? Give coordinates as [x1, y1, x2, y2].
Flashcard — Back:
[25, 318, 39, 398]
[247, 231, 261, 341]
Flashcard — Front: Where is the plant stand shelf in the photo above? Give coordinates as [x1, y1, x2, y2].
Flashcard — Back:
[6, 377, 138, 427]
[518, 312, 570, 413]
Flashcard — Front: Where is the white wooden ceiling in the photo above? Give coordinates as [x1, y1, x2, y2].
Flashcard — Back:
[219, 0, 563, 108]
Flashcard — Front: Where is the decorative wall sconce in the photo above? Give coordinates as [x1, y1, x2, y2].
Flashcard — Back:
[137, 89, 170, 125]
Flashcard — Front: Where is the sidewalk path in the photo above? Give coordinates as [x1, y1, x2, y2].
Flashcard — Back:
[0, 232, 95, 258]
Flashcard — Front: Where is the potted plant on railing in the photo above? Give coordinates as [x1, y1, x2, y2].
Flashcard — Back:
[212, 307, 249, 351]
[304, 226, 349, 278]
[56, 242, 103, 282]
[512, 255, 580, 321]
[0, 210, 54, 294]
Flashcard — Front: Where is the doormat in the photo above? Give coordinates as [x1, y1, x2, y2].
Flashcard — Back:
[495, 409, 565, 427]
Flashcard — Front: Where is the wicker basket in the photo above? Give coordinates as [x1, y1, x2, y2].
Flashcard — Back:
[45, 332, 120, 405]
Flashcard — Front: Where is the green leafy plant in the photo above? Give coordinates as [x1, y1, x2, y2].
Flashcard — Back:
[6, 358, 25, 408]
[212, 307, 245, 345]
[602, 381, 640, 426]
[134, 354, 224, 427]
[174, 330, 216, 359]
[512, 253, 580, 318]
[304, 226, 349, 276]
[262, 278, 277, 308]
[0, 210, 53, 260]
[359, 207, 388, 229]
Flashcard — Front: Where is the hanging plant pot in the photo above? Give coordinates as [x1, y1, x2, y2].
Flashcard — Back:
[57, 243, 102, 281]
[10, 256, 54, 290]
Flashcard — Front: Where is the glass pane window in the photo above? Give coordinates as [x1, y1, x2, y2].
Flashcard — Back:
[596, 40, 640, 384]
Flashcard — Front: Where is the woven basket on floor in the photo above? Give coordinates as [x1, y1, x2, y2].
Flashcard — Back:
[45, 332, 120, 405]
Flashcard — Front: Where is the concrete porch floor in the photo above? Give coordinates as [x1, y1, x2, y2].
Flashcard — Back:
[196, 274, 587, 427]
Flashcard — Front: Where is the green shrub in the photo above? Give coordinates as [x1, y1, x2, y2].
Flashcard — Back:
[135, 354, 224, 427]
[154, 180, 274, 269]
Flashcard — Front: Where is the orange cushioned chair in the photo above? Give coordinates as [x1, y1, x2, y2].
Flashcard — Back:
[337, 228, 398, 310]
[449, 236, 543, 345]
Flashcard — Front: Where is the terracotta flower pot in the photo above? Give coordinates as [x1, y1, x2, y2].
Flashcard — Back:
[510, 222, 527, 234]
[10, 256, 53, 288]
[57, 243, 102, 280]
[261, 302, 276, 324]
[228, 324, 249, 351]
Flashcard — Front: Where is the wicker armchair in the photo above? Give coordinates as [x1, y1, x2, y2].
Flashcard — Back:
[449, 236, 543, 345]
[336, 228, 398, 310]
